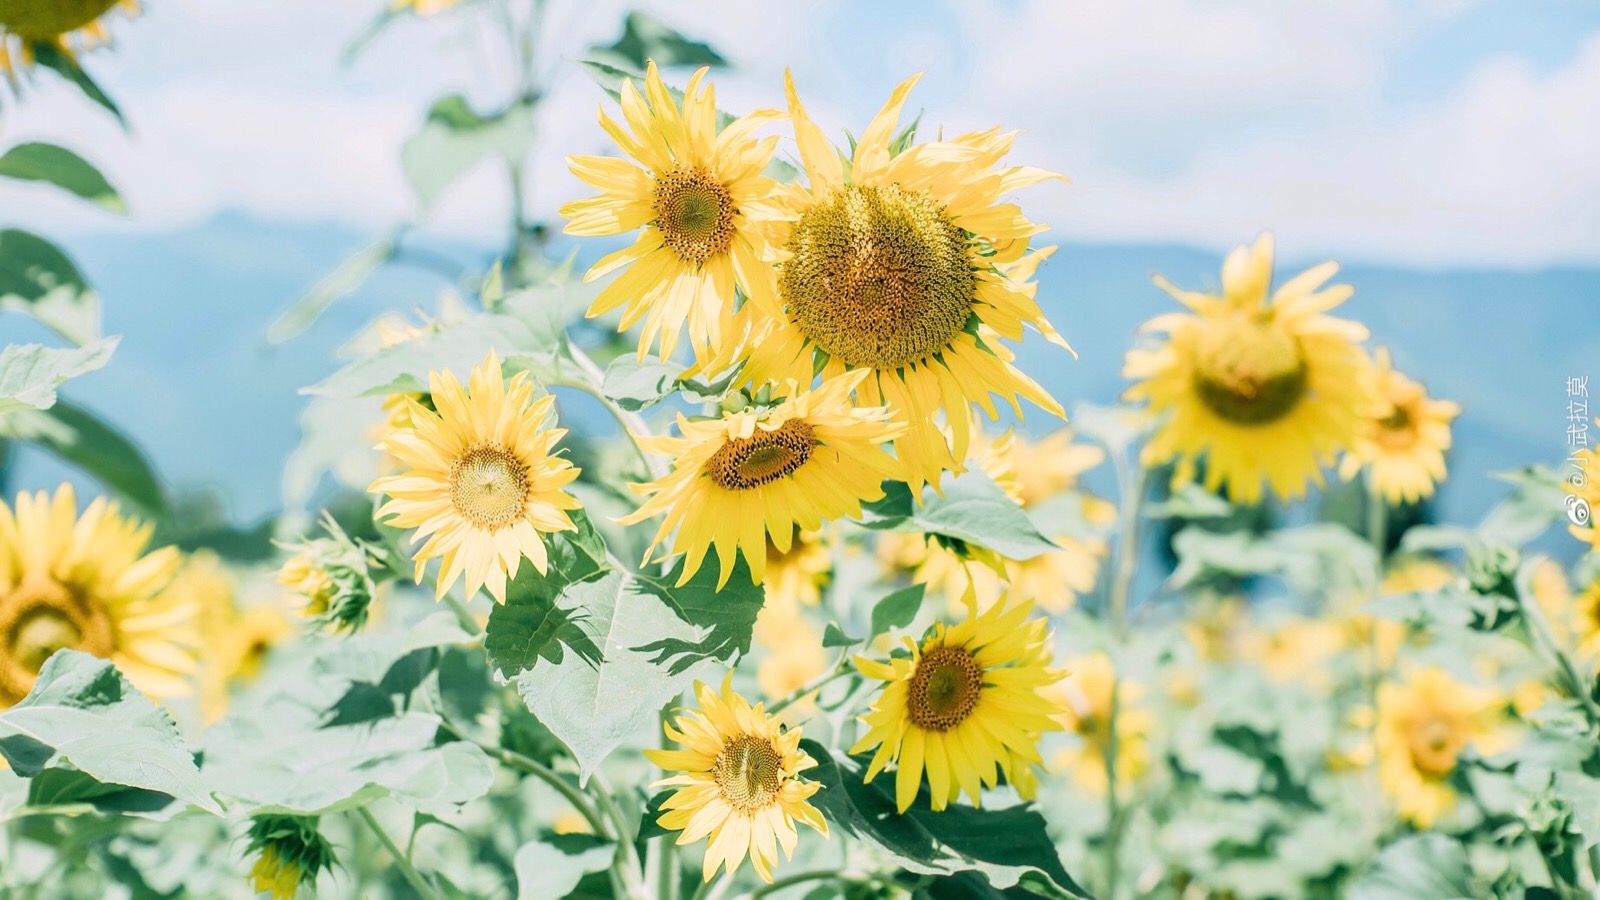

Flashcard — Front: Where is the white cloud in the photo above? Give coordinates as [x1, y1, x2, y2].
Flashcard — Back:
[2, 0, 1597, 266]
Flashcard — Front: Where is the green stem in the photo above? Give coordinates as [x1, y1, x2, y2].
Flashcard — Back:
[651, 707, 680, 900]
[441, 722, 609, 837]
[592, 774, 649, 899]
[743, 869, 862, 899]
[768, 654, 853, 715]
[1519, 582, 1600, 731]
[441, 591, 481, 635]
[558, 343, 668, 480]
[356, 806, 440, 900]
[1100, 451, 1148, 900]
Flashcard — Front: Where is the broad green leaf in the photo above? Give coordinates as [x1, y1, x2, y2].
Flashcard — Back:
[601, 355, 680, 412]
[25, 767, 174, 816]
[870, 584, 926, 638]
[514, 834, 616, 900]
[631, 553, 765, 675]
[0, 400, 166, 515]
[0, 336, 117, 415]
[822, 622, 859, 648]
[0, 229, 98, 345]
[485, 512, 609, 677]
[1479, 464, 1568, 545]
[1347, 835, 1475, 900]
[307, 310, 554, 399]
[0, 651, 219, 813]
[402, 95, 536, 210]
[515, 566, 717, 782]
[860, 471, 1058, 560]
[802, 740, 1088, 898]
[0, 142, 125, 212]
[588, 11, 727, 71]
[32, 44, 125, 125]
[268, 234, 395, 343]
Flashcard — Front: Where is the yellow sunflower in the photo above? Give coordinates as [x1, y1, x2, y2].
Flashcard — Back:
[0, 0, 134, 77]
[1339, 347, 1460, 504]
[370, 351, 582, 603]
[1051, 652, 1153, 795]
[717, 71, 1072, 494]
[619, 370, 904, 587]
[0, 484, 194, 706]
[1376, 667, 1510, 827]
[753, 602, 829, 719]
[1124, 234, 1375, 504]
[851, 595, 1064, 812]
[390, 0, 460, 16]
[644, 678, 827, 883]
[168, 551, 293, 723]
[762, 527, 831, 611]
[561, 61, 783, 366]
[1569, 443, 1600, 551]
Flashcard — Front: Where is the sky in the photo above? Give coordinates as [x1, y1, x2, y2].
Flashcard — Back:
[3, 0, 1599, 267]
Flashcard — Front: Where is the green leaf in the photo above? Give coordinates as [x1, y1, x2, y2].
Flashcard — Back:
[860, 471, 1058, 560]
[1347, 835, 1475, 900]
[1479, 464, 1569, 546]
[601, 355, 680, 412]
[0, 401, 166, 515]
[0, 229, 98, 345]
[822, 623, 859, 648]
[24, 767, 174, 816]
[0, 142, 125, 213]
[0, 650, 219, 813]
[402, 95, 536, 210]
[870, 584, 926, 638]
[802, 740, 1088, 898]
[637, 789, 674, 840]
[631, 553, 765, 675]
[31, 44, 125, 125]
[514, 834, 616, 900]
[0, 336, 117, 415]
[514, 566, 720, 782]
[588, 11, 727, 71]
[485, 513, 610, 677]
[269, 233, 396, 344]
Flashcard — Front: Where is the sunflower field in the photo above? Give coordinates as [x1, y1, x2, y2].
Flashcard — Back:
[2, 5, 1598, 900]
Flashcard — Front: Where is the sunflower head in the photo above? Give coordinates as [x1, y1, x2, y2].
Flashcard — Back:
[370, 351, 582, 604]
[851, 594, 1065, 812]
[1376, 667, 1510, 827]
[619, 370, 903, 587]
[1124, 233, 1375, 504]
[1339, 347, 1461, 504]
[644, 677, 827, 883]
[0, 0, 132, 76]
[561, 61, 783, 366]
[0, 484, 193, 707]
[721, 71, 1072, 495]
[1050, 652, 1152, 795]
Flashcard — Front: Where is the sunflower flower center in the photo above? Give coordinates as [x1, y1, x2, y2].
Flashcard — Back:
[0, 576, 114, 703]
[1375, 403, 1418, 451]
[907, 645, 984, 732]
[0, 0, 118, 40]
[449, 444, 530, 530]
[713, 734, 784, 811]
[782, 183, 975, 370]
[705, 420, 816, 490]
[1407, 717, 1462, 777]
[653, 166, 737, 267]
[1192, 316, 1309, 425]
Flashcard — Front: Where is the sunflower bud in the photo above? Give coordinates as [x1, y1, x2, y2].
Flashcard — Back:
[277, 515, 383, 634]
[245, 815, 334, 900]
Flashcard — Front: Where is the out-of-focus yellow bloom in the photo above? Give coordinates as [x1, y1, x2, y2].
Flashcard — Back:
[1051, 653, 1153, 795]
[763, 527, 831, 612]
[390, 0, 461, 17]
[1376, 667, 1510, 827]
[1339, 347, 1460, 504]
[1246, 616, 1346, 691]
[1380, 555, 1456, 595]
[1568, 440, 1600, 551]
[753, 601, 829, 720]
[1124, 233, 1374, 504]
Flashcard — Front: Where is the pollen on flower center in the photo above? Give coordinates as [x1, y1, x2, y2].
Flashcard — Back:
[713, 734, 784, 811]
[705, 420, 817, 490]
[448, 444, 530, 530]
[0, 576, 114, 702]
[782, 183, 975, 370]
[907, 645, 984, 732]
[1192, 316, 1309, 426]
[0, 0, 118, 39]
[653, 166, 737, 267]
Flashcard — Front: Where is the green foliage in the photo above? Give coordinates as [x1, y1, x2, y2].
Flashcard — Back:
[860, 471, 1059, 560]
[0, 400, 166, 515]
[31, 44, 125, 125]
[402, 95, 537, 210]
[268, 231, 396, 343]
[0, 336, 116, 415]
[0, 142, 125, 213]
[514, 833, 616, 899]
[588, 10, 728, 71]
[0, 228, 100, 344]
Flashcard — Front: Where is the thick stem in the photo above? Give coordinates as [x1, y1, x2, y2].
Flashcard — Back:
[1100, 451, 1147, 900]
[356, 807, 440, 900]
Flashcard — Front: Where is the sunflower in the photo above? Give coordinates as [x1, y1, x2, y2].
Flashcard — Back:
[1569, 443, 1600, 551]
[0, 484, 193, 706]
[851, 595, 1064, 812]
[762, 527, 831, 611]
[1051, 652, 1153, 795]
[644, 678, 827, 883]
[0, 0, 134, 77]
[619, 370, 903, 588]
[1124, 234, 1375, 504]
[714, 72, 1072, 495]
[753, 602, 829, 719]
[370, 351, 582, 604]
[1339, 347, 1460, 504]
[168, 551, 291, 723]
[1376, 667, 1510, 827]
[560, 61, 783, 366]
[390, 0, 461, 16]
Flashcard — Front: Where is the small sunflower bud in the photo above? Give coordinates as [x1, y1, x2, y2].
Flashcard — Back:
[245, 815, 334, 900]
[277, 515, 383, 634]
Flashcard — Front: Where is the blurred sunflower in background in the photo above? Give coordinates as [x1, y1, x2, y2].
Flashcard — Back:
[645, 678, 827, 882]
[762, 526, 831, 611]
[1569, 441, 1600, 551]
[0, 484, 194, 706]
[620, 371, 903, 587]
[722, 72, 1072, 494]
[1340, 347, 1461, 504]
[370, 351, 582, 604]
[1375, 667, 1510, 827]
[1051, 652, 1152, 795]
[0, 0, 133, 76]
[390, 0, 461, 16]
[1124, 234, 1375, 504]
[852, 595, 1064, 812]
[176, 552, 291, 722]
[561, 61, 783, 366]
